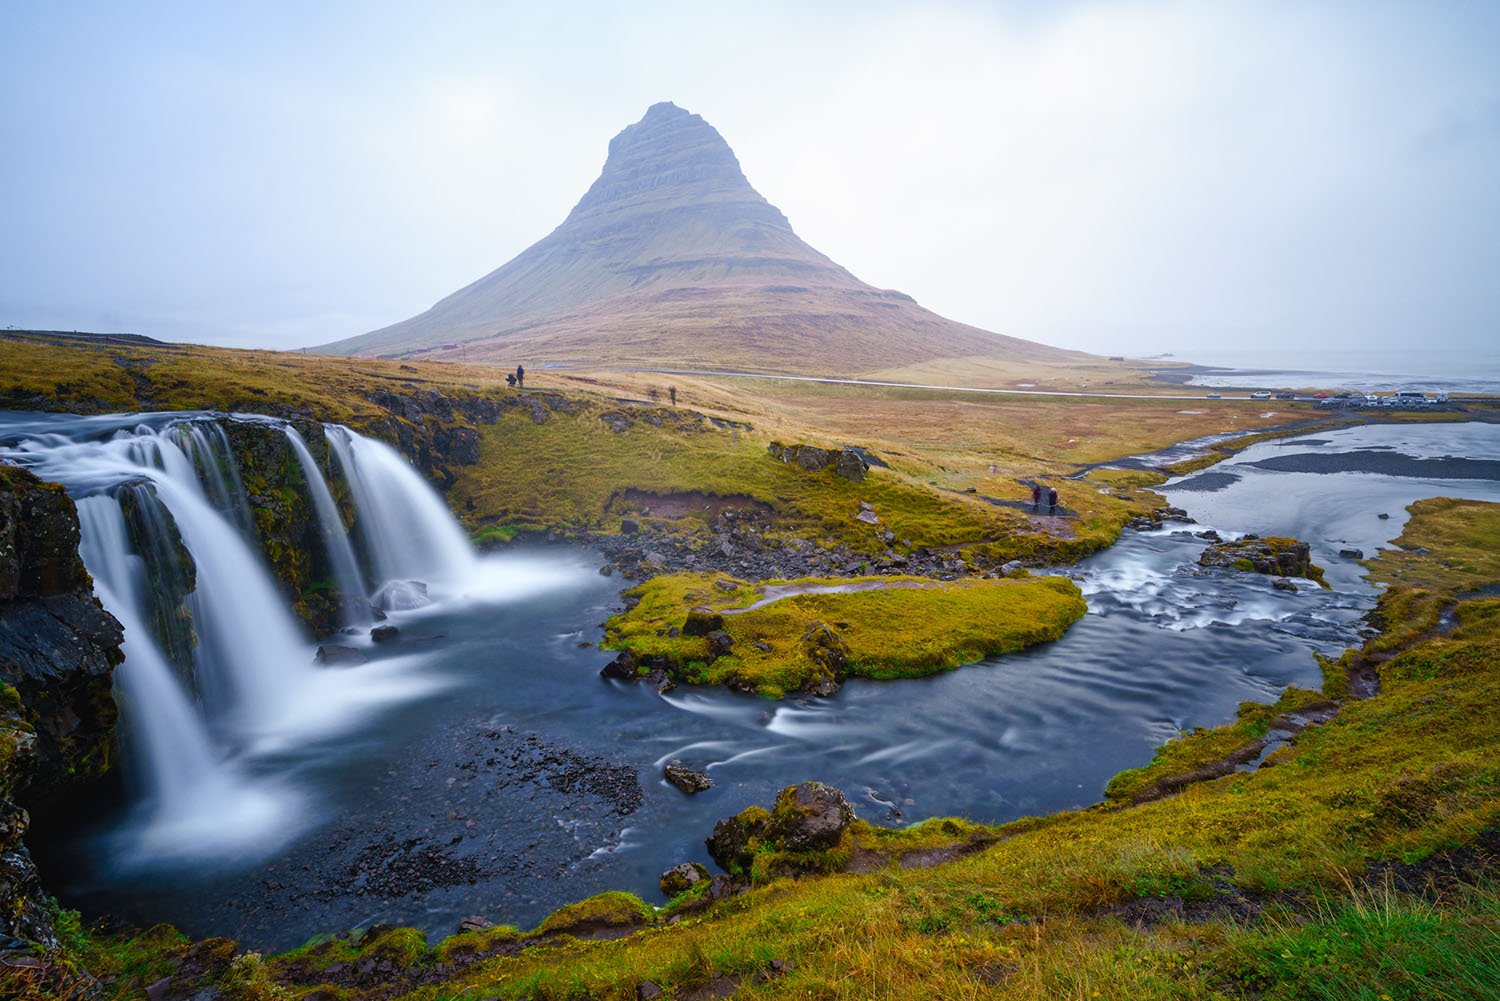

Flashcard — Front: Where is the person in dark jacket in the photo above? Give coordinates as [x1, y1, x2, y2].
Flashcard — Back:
[1048, 487, 1059, 514]
[516, 364, 525, 387]
[1031, 483, 1042, 511]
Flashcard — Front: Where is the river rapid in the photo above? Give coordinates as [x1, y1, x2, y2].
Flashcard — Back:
[15, 417, 1500, 952]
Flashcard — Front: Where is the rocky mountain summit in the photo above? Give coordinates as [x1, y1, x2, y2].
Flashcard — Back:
[325, 102, 1080, 374]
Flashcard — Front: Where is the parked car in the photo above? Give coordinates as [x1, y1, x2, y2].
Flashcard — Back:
[1205, 392, 1222, 399]
[1250, 391, 1272, 400]
[1275, 391, 1296, 400]
[1313, 392, 1331, 399]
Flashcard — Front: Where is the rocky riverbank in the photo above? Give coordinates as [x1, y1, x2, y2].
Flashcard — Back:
[0, 465, 123, 949]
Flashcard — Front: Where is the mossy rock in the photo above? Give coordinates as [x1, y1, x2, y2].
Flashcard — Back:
[534, 891, 654, 939]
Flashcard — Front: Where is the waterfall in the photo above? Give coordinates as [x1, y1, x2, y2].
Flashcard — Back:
[283, 426, 369, 626]
[76, 496, 291, 859]
[325, 426, 477, 591]
[0, 410, 509, 860]
[173, 421, 256, 540]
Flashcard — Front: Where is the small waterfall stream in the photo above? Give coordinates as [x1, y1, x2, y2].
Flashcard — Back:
[284, 426, 368, 626]
[325, 426, 478, 590]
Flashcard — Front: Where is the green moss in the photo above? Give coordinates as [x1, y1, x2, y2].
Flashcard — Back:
[1104, 687, 1331, 804]
[433, 925, 525, 967]
[534, 891, 655, 938]
[605, 573, 1087, 697]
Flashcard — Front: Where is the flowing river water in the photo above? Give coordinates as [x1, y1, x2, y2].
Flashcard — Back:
[4, 413, 1499, 952]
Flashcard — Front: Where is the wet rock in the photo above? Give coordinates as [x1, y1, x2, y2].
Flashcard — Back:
[599, 563, 614, 576]
[766, 781, 855, 852]
[1272, 578, 1298, 592]
[644, 668, 676, 693]
[659, 860, 710, 896]
[1378, 512, 1390, 520]
[372, 579, 429, 611]
[705, 630, 734, 659]
[1339, 548, 1365, 559]
[370, 624, 400, 644]
[682, 607, 724, 636]
[1000, 560, 1025, 574]
[457, 915, 491, 933]
[600, 650, 638, 680]
[706, 806, 770, 873]
[664, 761, 712, 794]
[1200, 536, 1325, 584]
[315, 645, 369, 667]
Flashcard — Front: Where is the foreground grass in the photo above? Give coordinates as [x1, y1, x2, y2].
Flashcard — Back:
[603, 572, 1087, 697]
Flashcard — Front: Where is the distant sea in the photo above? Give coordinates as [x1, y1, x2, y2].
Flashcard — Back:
[1165, 347, 1500, 395]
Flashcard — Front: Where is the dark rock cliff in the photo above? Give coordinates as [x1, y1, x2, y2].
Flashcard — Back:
[0, 464, 124, 947]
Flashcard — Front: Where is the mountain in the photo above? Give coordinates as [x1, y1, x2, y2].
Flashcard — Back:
[320, 102, 1084, 373]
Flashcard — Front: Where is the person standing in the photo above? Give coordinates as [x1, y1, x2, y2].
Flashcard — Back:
[1030, 483, 1042, 511]
[1048, 487, 1059, 514]
[516, 364, 525, 388]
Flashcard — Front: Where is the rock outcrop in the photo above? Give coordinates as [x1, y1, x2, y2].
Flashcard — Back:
[1199, 536, 1328, 587]
[768, 442, 870, 483]
[0, 464, 125, 947]
[706, 782, 856, 877]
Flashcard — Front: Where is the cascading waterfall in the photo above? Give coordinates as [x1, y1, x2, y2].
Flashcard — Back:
[283, 426, 369, 626]
[0, 410, 509, 859]
[75, 496, 289, 856]
[173, 421, 256, 541]
[325, 426, 477, 593]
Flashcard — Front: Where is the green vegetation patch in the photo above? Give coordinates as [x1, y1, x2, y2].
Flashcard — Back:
[1366, 496, 1500, 594]
[605, 572, 1087, 697]
[1104, 687, 1331, 804]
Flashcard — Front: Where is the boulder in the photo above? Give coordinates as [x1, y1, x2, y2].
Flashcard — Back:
[706, 805, 770, 873]
[1199, 536, 1326, 585]
[619, 518, 639, 534]
[1272, 578, 1298, 592]
[682, 607, 724, 636]
[372, 579, 430, 611]
[705, 630, 734, 659]
[834, 450, 868, 482]
[659, 861, 710, 897]
[457, 915, 491, 933]
[315, 645, 369, 667]
[855, 509, 880, 525]
[370, 624, 400, 644]
[800, 621, 848, 680]
[1339, 548, 1365, 559]
[600, 650, 638, 680]
[664, 761, 712, 794]
[765, 781, 855, 852]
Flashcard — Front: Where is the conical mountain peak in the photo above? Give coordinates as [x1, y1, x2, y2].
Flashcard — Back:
[323, 103, 1079, 374]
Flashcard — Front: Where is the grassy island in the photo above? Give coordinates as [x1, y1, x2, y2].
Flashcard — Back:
[603, 572, 1088, 697]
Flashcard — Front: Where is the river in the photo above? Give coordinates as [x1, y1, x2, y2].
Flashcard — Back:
[7, 415, 1500, 952]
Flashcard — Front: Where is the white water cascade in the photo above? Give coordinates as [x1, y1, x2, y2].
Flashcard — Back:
[325, 426, 478, 592]
[75, 496, 291, 858]
[0, 411, 504, 859]
[284, 426, 368, 626]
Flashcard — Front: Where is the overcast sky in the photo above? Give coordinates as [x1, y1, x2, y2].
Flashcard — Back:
[3, 1, 1497, 364]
